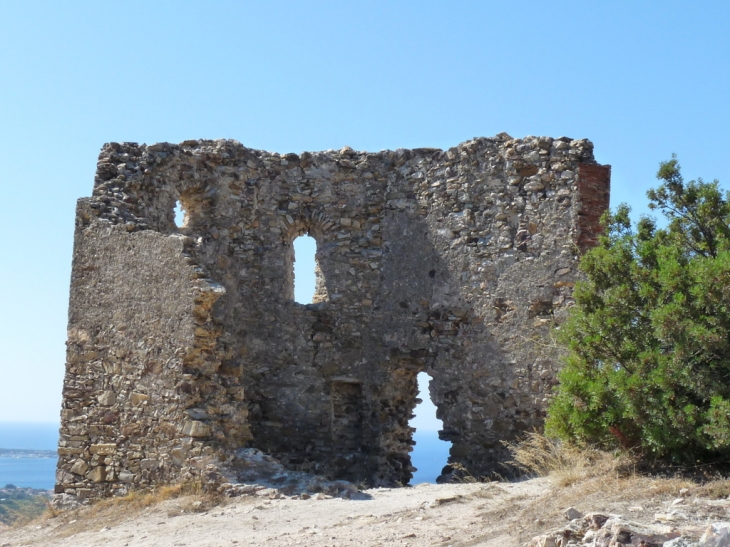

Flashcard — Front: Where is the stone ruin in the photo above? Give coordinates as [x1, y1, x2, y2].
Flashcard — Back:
[56, 133, 610, 500]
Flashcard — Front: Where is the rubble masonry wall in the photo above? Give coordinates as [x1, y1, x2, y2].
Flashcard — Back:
[56, 134, 610, 499]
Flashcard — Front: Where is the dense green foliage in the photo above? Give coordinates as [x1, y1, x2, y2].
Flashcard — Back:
[546, 157, 730, 462]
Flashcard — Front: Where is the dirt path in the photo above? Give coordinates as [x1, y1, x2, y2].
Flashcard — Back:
[1, 480, 551, 547]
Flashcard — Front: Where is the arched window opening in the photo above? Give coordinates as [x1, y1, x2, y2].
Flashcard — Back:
[409, 372, 451, 484]
[173, 200, 186, 228]
[293, 235, 318, 304]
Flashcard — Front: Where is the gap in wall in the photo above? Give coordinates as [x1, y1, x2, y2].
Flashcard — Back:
[173, 200, 185, 227]
[409, 372, 451, 484]
[293, 234, 317, 304]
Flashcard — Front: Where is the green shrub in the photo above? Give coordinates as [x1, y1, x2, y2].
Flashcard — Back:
[546, 157, 730, 463]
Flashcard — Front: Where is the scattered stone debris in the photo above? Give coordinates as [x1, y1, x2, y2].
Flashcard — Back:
[527, 513, 730, 547]
[218, 448, 364, 499]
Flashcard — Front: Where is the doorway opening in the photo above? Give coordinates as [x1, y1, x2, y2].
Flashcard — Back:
[293, 235, 317, 304]
[408, 372, 451, 484]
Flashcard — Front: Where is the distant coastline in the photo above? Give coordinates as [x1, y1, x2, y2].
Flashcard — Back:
[0, 449, 56, 459]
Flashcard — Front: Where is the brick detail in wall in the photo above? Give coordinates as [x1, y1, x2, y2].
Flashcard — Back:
[576, 163, 611, 253]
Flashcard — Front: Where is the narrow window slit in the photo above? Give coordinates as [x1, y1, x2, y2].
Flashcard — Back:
[293, 234, 318, 304]
[409, 372, 451, 484]
[173, 200, 186, 228]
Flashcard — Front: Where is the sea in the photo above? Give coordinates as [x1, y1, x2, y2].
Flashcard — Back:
[0, 422, 450, 490]
[410, 430, 451, 484]
[0, 422, 59, 490]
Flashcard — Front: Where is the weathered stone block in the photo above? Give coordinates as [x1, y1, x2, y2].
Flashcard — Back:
[97, 390, 116, 406]
[87, 466, 106, 483]
[118, 471, 135, 483]
[139, 459, 159, 470]
[89, 444, 116, 455]
[182, 420, 211, 438]
[129, 392, 150, 406]
[69, 460, 89, 476]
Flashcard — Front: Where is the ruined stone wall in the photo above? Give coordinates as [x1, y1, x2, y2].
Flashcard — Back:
[57, 134, 610, 498]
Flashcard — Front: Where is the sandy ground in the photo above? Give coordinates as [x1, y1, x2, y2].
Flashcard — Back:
[0, 479, 551, 547]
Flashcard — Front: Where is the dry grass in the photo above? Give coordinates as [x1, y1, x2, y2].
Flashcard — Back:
[503, 431, 699, 499]
[43, 481, 227, 538]
[694, 479, 730, 499]
[481, 432, 707, 543]
[503, 432, 730, 497]
[505, 431, 632, 487]
[457, 431, 679, 544]
[82, 481, 205, 516]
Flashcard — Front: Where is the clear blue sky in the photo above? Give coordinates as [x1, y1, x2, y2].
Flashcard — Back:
[1, 1, 728, 425]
